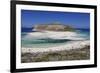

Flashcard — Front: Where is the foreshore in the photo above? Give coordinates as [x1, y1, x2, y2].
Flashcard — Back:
[21, 40, 90, 53]
[21, 26, 90, 62]
[25, 31, 85, 40]
[21, 45, 90, 63]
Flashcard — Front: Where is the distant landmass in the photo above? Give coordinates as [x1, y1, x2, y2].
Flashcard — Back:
[32, 23, 75, 31]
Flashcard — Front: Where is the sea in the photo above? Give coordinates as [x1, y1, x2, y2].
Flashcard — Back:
[21, 28, 90, 48]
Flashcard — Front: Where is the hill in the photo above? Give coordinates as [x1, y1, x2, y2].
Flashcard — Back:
[33, 23, 74, 31]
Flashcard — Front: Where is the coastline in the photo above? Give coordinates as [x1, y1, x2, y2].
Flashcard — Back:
[21, 30, 90, 63]
[21, 40, 90, 53]
[26, 31, 86, 40]
[21, 45, 90, 63]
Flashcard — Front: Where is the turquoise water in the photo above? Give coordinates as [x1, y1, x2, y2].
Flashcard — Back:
[21, 28, 90, 48]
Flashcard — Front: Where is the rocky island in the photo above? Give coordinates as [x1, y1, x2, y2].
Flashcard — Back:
[32, 23, 75, 31]
[29, 23, 84, 40]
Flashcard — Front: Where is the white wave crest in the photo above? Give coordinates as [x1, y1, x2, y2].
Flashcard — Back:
[23, 31, 87, 40]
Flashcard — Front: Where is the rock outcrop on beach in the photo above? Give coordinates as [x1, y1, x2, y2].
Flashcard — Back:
[32, 23, 74, 31]
[21, 45, 90, 63]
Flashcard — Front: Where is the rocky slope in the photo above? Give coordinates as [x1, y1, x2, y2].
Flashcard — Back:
[32, 23, 74, 31]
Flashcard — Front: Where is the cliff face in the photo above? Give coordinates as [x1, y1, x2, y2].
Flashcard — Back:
[33, 23, 74, 31]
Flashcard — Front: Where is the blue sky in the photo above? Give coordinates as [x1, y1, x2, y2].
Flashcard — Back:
[21, 10, 90, 29]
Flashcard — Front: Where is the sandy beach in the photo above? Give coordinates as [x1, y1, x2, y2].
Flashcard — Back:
[21, 40, 90, 53]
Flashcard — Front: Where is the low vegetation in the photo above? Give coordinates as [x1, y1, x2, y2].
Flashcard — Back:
[21, 45, 90, 63]
[33, 23, 75, 31]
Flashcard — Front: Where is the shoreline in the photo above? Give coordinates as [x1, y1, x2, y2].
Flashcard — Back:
[21, 40, 90, 53]
[21, 45, 90, 63]
[25, 31, 87, 40]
